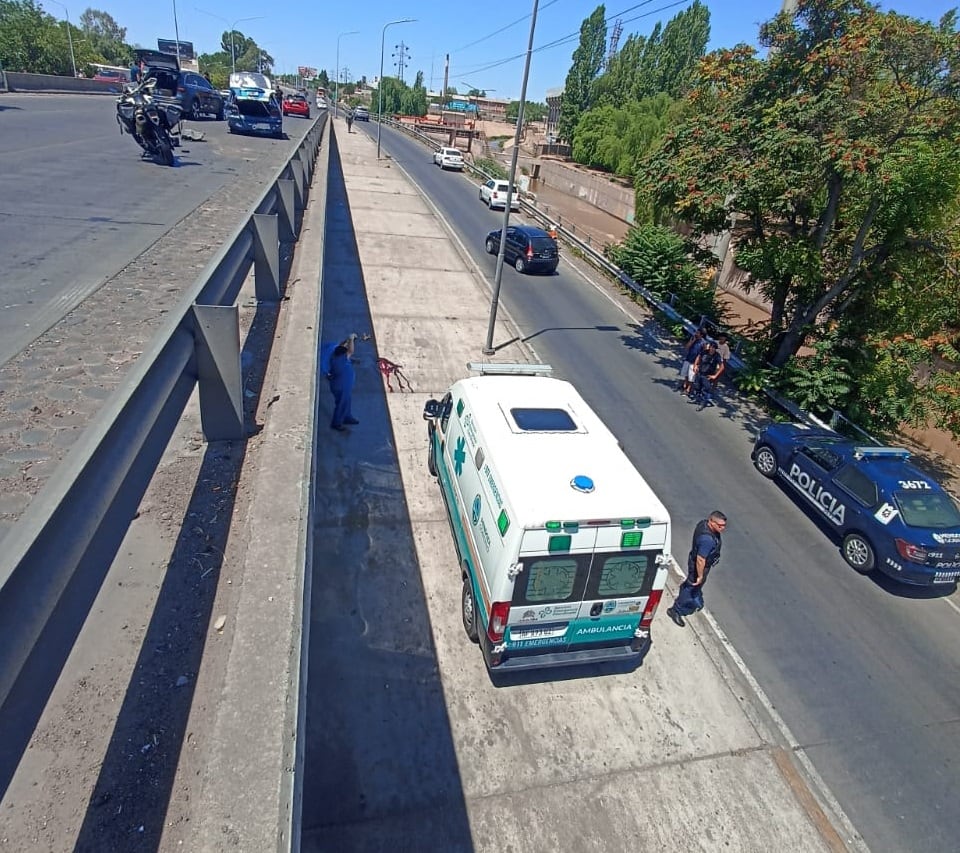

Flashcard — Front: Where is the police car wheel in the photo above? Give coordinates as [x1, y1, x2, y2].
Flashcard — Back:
[461, 578, 479, 643]
[753, 445, 778, 479]
[842, 532, 876, 574]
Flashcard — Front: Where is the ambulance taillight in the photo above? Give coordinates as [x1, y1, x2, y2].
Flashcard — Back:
[488, 601, 511, 642]
[639, 589, 663, 629]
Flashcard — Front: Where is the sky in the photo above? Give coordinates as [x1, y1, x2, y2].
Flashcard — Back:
[46, 0, 959, 100]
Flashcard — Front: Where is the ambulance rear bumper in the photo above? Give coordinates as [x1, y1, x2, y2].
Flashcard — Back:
[482, 631, 652, 673]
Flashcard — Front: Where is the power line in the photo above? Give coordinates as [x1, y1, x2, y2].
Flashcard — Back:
[451, 0, 686, 81]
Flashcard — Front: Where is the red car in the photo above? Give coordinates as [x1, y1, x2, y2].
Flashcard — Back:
[282, 94, 311, 118]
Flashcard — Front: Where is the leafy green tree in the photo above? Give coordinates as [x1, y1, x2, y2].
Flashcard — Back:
[78, 7, 129, 65]
[639, 0, 960, 373]
[592, 32, 644, 108]
[558, 4, 606, 145]
[376, 75, 426, 117]
[506, 100, 547, 122]
[572, 94, 676, 175]
[0, 0, 96, 74]
[606, 224, 721, 320]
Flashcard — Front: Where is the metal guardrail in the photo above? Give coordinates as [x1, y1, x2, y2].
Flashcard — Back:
[0, 114, 328, 717]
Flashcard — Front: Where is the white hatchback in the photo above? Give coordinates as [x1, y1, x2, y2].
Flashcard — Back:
[433, 146, 465, 170]
[479, 178, 520, 211]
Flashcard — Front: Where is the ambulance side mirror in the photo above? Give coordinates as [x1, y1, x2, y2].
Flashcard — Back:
[423, 399, 442, 420]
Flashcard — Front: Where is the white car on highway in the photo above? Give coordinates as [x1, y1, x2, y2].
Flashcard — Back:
[433, 146, 465, 171]
[479, 178, 520, 211]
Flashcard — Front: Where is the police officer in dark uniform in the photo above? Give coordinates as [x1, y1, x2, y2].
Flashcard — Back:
[667, 511, 727, 627]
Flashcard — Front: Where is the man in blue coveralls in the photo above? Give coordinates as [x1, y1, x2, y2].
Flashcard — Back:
[328, 334, 359, 431]
[667, 511, 727, 627]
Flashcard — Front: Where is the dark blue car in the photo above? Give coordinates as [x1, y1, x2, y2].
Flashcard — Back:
[226, 85, 283, 139]
[752, 423, 960, 585]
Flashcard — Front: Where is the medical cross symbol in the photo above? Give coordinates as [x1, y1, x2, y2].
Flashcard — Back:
[453, 436, 467, 476]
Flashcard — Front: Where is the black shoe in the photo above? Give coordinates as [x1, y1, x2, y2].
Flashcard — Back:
[331, 424, 347, 431]
[343, 417, 360, 425]
[666, 606, 685, 627]
[696, 403, 707, 412]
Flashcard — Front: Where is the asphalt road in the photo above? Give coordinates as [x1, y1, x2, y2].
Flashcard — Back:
[0, 93, 310, 367]
[361, 120, 960, 853]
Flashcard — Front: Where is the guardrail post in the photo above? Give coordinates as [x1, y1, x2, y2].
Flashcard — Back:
[252, 214, 281, 301]
[277, 179, 297, 241]
[191, 304, 244, 441]
[301, 147, 312, 185]
[290, 157, 305, 211]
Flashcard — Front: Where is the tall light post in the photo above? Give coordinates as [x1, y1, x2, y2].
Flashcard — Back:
[335, 30, 359, 119]
[48, 0, 76, 79]
[484, 0, 540, 355]
[377, 17, 415, 159]
[195, 8, 264, 73]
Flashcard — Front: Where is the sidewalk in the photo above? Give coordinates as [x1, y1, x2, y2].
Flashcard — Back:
[297, 117, 864, 851]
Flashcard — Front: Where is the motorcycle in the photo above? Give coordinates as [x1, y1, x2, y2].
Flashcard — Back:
[116, 78, 182, 167]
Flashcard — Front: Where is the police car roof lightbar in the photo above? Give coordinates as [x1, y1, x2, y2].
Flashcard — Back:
[467, 362, 554, 376]
[854, 446, 911, 460]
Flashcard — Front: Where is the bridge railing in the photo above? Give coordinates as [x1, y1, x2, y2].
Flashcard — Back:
[0, 113, 328, 744]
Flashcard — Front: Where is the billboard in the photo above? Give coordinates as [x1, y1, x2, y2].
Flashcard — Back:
[158, 39, 195, 60]
[298, 66, 318, 80]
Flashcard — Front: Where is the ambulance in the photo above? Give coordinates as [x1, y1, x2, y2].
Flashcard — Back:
[422, 364, 672, 672]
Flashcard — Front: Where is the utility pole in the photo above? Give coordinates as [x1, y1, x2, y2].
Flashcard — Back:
[392, 41, 411, 84]
[442, 53, 449, 101]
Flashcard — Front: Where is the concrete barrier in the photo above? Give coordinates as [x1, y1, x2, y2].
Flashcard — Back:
[6, 72, 121, 94]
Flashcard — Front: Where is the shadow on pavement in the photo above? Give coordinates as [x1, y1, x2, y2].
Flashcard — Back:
[70, 226, 298, 851]
[300, 127, 473, 852]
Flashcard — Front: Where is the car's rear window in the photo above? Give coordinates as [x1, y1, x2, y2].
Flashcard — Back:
[530, 237, 556, 251]
[894, 490, 960, 528]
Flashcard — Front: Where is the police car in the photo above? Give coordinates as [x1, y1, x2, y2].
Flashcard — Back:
[751, 423, 960, 585]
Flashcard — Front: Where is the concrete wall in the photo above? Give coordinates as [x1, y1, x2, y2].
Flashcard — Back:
[6, 72, 121, 94]
[537, 159, 635, 225]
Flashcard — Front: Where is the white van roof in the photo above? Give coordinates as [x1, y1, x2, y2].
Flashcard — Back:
[454, 375, 670, 525]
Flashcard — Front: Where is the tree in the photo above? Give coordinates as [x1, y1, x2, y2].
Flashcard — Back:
[639, 0, 960, 374]
[592, 32, 644, 108]
[0, 0, 97, 74]
[79, 8, 124, 42]
[558, 4, 606, 145]
[572, 95, 676, 175]
[592, 2, 709, 108]
[506, 99, 547, 122]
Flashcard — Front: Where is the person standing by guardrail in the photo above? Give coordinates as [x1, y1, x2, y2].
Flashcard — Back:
[691, 340, 725, 411]
[677, 328, 706, 396]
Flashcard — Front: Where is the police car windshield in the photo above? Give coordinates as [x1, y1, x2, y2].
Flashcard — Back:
[894, 491, 960, 529]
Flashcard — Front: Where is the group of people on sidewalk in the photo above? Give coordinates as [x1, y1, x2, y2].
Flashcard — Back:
[677, 329, 731, 411]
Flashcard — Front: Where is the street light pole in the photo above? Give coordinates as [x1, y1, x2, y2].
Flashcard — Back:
[484, 0, 540, 355]
[335, 30, 359, 119]
[377, 17, 415, 160]
[49, 1, 76, 78]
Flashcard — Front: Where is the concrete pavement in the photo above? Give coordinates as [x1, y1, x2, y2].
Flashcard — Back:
[296, 118, 866, 851]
